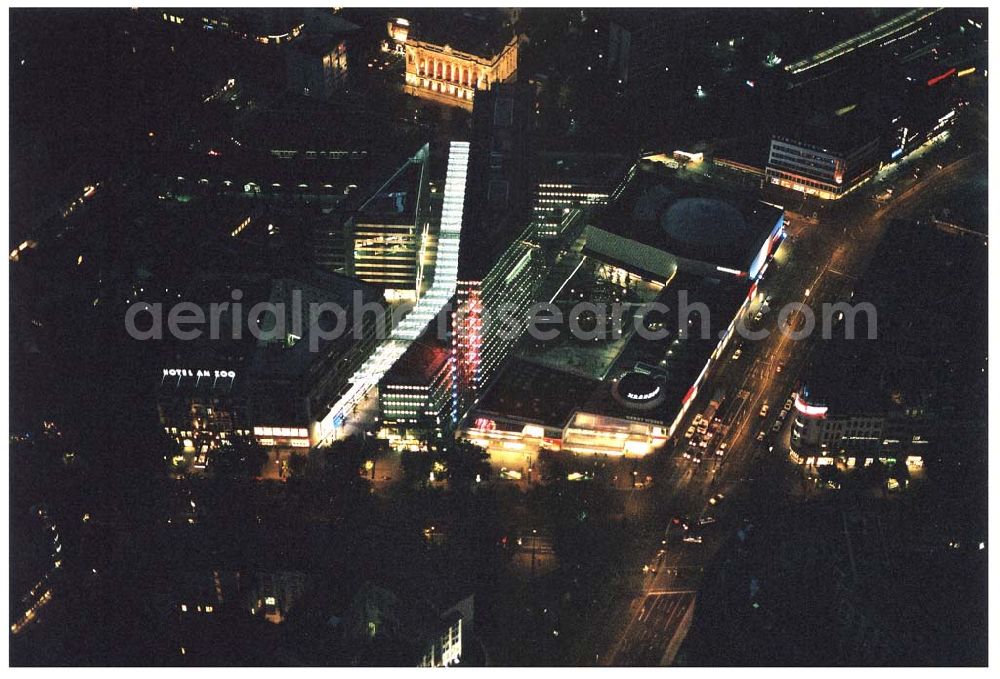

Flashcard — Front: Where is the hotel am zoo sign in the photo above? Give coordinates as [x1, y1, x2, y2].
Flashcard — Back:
[162, 368, 237, 385]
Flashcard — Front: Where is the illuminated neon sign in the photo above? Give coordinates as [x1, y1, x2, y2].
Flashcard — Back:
[793, 394, 828, 418]
[163, 368, 235, 379]
[625, 386, 661, 401]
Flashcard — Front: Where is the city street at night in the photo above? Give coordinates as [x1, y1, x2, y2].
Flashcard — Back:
[7, 4, 990, 670]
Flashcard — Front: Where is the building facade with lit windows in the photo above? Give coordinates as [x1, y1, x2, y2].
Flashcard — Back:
[156, 269, 386, 457]
[150, 7, 362, 47]
[387, 10, 521, 110]
[378, 322, 454, 450]
[286, 36, 350, 100]
[450, 83, 539, 420]
[345, 144, 432, 303]
[531, 152, 632, 239]
[451, 226, 548, 419]
[420, 613, 463, 667]
[790, 391, 932, 470]
[311, 141, 471, 447]
[459, 161, 781, 458]
[348, 214, 425, 298]
[791, 218, 987, 471]
[765, 113, 880, 200]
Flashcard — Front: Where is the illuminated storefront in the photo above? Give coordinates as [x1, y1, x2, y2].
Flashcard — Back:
[790, 391, 927, 469]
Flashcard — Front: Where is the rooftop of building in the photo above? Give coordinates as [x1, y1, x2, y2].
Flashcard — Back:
[381, 318, 451, 386]
[299, 9, 359, 37]
[472, 268, 747, 431]
[473, 358, 600, 430]
[533, 150, 633, 189]
[773, 104, 881, 156]
[289, 33, 350, 58]
[801, 219, 987, 417]
[596, 163, 783, 275]
[158, 263, 384, 394]
[578, 272, 746, 426]
[404, 8, 515, 57]
[458, 84, 534, 282]
[352, 150, 428, 226]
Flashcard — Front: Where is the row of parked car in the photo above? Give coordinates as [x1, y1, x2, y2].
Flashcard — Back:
[756, 392, 799, 442]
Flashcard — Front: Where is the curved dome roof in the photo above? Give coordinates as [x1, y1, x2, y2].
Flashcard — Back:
[662, 198, 749, 248]
[612, 371, 665, 410]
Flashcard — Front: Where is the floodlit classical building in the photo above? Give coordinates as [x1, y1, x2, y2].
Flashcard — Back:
[387, 13, 520, 109]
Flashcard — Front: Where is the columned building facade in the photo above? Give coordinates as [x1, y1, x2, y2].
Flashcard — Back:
[401, 36, 519, 110]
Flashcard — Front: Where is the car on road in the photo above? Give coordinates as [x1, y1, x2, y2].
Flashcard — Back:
[756, 430, 766, 442]
[732, 347, 742, 360]
[772, 419, 782, 433]
[708, 493, 725, 506]
[715, 442, 728, 457]
[671, 516, 692, 532]
[682, 533, 704, 544]
[754, 309, 764, 322]
[759, 403, 769, 418]
[684, 425, 695, 439]
[784, 398, 794, 411]
[698, 516, 717, 526]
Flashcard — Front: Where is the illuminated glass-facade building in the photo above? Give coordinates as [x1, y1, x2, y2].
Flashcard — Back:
[766, 104, 882, 201]
[452, 227, 547, 418]
[346, 145, 432, 303]
[450, 83, 538, 420]
[378, 324, 454, 449]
